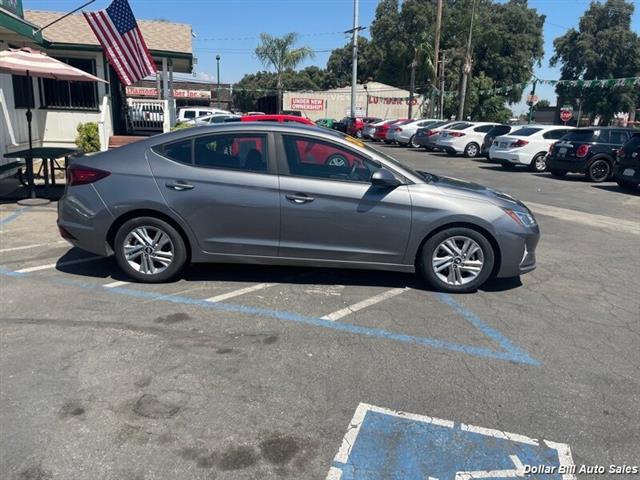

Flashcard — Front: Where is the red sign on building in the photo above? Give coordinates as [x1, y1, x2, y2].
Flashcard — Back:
[290, 98, 324, 111]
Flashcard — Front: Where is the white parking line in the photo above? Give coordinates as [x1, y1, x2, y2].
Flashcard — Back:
[526, 201, 640, 235]
[103, 280, 130, 288]
[204, 282, 277, 303]
[0, 241, 67, 254]
[321, 288, 407, 321]
[16, 256, 103, 273]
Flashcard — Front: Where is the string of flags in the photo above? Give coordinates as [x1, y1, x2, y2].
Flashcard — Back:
[438, 76, 640, 98]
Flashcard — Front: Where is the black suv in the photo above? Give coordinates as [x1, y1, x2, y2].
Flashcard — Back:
[547, 127, 636, 182]
[613, 132, 640, 191]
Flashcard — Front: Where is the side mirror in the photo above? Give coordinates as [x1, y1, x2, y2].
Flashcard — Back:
[371, 168, 401, 187]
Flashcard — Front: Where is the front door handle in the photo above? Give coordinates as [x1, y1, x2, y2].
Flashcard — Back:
[166, 181, 194, 191]
[286, 193, 315, 204]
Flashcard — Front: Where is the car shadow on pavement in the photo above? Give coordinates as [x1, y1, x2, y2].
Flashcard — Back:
[477, 165, 531, 173]
[53, 248, 524, 294]
[591, 184, 640, 196]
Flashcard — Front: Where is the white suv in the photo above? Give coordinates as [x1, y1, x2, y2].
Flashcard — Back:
[437, 122, 501, 157]
[490, 125, 575, 172]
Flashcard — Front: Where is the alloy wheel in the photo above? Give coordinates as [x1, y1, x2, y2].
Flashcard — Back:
[432, 236, 484, 286]
[410, 135, 419, 148]
[465, 143, 479, 157]
[123, 226, 175, 275]
[533, 154, 547, 172]
[589, 160, 610, 182]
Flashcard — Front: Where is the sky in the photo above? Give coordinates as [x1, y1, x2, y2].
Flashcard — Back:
[26, 0, 640, 114]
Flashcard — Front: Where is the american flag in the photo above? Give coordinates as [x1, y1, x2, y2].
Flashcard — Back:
[83, 0, 157, 86]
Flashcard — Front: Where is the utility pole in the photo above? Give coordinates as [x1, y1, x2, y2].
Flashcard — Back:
[408, 53, 416, 118]
[350, 0, 359, 118]
[458, 0, 477, 120]
[527, 78, 538, 124]
[439, 51, 447, 119]
[432, 0, 443, 117]
[216, 55, 221, 109]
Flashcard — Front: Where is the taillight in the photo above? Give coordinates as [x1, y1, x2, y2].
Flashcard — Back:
[617, 148, 625, 159]
[68, 165, 110, 186]
[576, 144, 590, 158]
[58, 225, 77, 240]
[449, 132, 466, 137]
[510, 139, 529, 148]
[395, 127, 402, 132]
[426, 130, 437, 136]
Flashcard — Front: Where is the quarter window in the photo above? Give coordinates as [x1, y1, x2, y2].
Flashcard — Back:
[194, 133, 268, 172]
[282, 135, 380, 182]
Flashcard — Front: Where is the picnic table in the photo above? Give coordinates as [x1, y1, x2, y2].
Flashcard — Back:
[4, 147, 80, 204]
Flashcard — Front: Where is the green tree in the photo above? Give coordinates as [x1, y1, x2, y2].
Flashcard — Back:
[550, 0, 640, 124]
[536, 99, 551, 108]
[326, 37, 376, 86]
[254, 33, 314, 113]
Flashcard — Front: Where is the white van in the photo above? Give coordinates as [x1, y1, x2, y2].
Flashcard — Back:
[177, 107, 231, 123]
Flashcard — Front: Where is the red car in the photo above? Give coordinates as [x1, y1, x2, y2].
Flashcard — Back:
[240, 114, 314, 125]
[374, 119, 406, 142]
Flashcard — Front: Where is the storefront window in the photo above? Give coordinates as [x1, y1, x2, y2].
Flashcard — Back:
[39, 58, 99, 110]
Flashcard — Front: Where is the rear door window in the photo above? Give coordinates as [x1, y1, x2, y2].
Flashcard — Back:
[193, 133, 268, 172]
[450, 122, 472, 130]
[160, 139, 192, 164]
[473, 124, 495, 133]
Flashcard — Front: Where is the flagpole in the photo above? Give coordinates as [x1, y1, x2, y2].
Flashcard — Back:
[34, 0, 97, 35]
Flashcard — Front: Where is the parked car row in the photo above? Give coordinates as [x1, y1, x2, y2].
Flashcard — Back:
[346, 115, 639, 190]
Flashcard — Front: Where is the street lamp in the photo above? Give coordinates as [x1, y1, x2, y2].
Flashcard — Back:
[216, 54, 221, 109]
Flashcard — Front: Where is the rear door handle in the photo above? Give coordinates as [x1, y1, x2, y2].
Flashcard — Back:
[286, 193, 315, 204]
[166, 181, 194, 191]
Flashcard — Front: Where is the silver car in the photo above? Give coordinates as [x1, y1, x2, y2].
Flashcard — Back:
[58, 123, 539, 293]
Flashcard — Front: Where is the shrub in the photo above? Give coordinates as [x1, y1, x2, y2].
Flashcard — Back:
[171, 122, 194, 131]
[75, 122, 101, 153]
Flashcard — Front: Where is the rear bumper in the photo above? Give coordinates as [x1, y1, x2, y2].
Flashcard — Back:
[437, 140, 463, 153]
[546, 156, 587, 173]
[490, 149, 531, 165]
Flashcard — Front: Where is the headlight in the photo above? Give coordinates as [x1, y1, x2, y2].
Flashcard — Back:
[503, 208, 537, 227]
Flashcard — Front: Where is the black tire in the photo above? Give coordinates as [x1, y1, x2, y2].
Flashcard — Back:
[549, 169, 567, 178]
[586, 158, 612, 183]
[463, 142, 480, 158]
[384, 140, 393, 145]
[409, 135, 420, 148]
[616, 179, 639, 191]
[418, 227, 495, 293]
[529, 153, 547, 172]
[501, 161, 516, 170]
[114, 216, 187, 283]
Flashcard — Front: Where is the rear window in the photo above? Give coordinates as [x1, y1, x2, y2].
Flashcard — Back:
[487, 125, 511, 137]
[563, 130, 598, 142]
[512, 127, 543, 137]
[450, 122, 472, 130]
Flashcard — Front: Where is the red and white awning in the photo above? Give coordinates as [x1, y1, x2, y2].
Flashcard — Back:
[0, 47, 107, 82]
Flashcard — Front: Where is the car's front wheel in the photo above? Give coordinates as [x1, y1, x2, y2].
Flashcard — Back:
[114, 217, 187, 283]
[419, 228, 495, 293]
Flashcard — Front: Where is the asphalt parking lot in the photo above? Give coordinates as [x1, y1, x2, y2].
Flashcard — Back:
[1, 145, 639, 479]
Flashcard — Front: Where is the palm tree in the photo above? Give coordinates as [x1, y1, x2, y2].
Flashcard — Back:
[255, 33, 314, 113]
[409, 32, 435, 117]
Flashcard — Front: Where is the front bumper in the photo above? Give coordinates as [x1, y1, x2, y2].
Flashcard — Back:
[495, 226, 540, 278]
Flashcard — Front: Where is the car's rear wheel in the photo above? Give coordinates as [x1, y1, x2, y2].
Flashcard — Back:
[464, 142, 480, 158]
[549, 169, 567, 178]
[529, 153, 547, 172]
[410, 135, 420, 148]
[419, 228, 495, 293]
[114, 217, 187, 283]
[586, 158, 612, 182]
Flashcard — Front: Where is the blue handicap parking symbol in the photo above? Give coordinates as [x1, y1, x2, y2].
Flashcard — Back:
[329, 404, 575, 480]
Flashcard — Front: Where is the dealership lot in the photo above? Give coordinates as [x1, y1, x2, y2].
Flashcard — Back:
[1, 147, 639, 479]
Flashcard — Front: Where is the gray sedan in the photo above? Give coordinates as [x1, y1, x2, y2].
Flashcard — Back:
[58, 123, 539, 292]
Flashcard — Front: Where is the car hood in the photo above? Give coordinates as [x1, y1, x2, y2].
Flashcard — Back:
[428, 175, 528, 210]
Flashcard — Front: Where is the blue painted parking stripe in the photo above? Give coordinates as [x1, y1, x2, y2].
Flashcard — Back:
[0, 267, 540, 366]
[0, 207, 27, 226]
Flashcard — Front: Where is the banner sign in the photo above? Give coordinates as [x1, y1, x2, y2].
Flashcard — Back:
[368, 95, 418, 105]
[0, 0, 23, 17]
[126, 86, 211, 99]
[290, 97, 324, 111]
